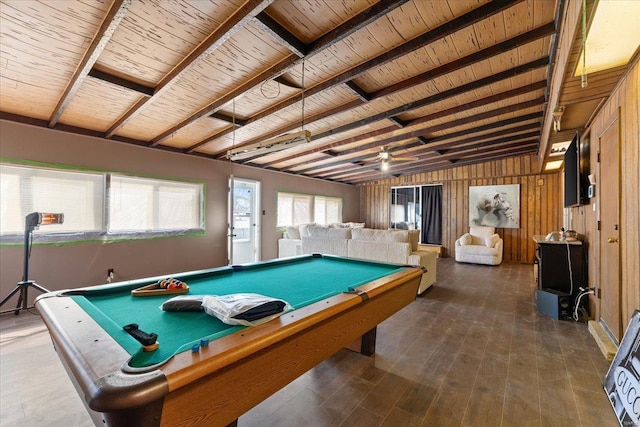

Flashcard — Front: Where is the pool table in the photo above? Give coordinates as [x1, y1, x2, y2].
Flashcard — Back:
[35, 254, 423, 427]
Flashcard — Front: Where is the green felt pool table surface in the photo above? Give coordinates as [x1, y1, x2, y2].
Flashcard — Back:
[68, 254, 408, 369]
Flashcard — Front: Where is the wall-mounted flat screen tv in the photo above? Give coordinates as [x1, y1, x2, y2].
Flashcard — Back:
[563, 132, 581, 207]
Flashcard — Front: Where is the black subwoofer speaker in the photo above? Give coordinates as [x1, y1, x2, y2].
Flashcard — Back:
[536, 289, 573, 320]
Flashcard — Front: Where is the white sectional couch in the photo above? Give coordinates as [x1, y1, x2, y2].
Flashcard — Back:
[282, 225, 436, 294]
[278, 222, 364, 258]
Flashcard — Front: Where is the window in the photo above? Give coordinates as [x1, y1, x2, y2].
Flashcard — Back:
[0, 163, 204, 243]
[109, 175, 202, 233]
[277, 192, 342, 227]
[0, 164, 104, 236]
[314, 196, 342, 225]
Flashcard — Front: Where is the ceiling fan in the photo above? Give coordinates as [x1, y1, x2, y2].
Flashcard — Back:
[375, 147, 418, 171]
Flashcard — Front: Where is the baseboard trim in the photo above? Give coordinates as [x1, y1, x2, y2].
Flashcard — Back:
[588, 320, 617, 361]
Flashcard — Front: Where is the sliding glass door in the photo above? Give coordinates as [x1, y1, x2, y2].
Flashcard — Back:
[390, 184, 442, 244]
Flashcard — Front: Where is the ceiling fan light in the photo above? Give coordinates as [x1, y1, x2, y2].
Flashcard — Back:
[381, 159, 389, 171]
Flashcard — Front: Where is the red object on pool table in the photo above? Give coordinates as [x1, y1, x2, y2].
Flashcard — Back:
[35, 254, 422, 427]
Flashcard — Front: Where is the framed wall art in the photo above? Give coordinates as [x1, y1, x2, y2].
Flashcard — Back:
[469, 184, 520, 229]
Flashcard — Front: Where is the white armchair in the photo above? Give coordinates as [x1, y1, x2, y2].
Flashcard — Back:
[455, 226, 503, 265]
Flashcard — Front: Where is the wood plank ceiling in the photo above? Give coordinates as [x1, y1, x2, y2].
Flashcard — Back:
[0, 0, 612, 184]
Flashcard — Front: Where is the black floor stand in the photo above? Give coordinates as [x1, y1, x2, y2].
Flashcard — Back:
[0, 213, 51, 315]
[0, 280, 49, 315]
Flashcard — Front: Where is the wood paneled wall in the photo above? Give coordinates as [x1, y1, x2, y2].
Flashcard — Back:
[566, 55, 639, 326]
[359, 154, 562, 263]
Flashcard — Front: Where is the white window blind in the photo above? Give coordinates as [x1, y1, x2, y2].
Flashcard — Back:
[277, 192, 342, 227]
[314, 196, 342, 225]
[0, 164, 204, 242]
[0, 164, 103, 235]
[109, 175, 203, 232]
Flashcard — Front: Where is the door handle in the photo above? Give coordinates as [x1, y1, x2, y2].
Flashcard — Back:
[608, 237, 618, 243]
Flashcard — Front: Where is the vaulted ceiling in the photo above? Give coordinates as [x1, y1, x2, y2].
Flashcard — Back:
[0, 0, 629, 184]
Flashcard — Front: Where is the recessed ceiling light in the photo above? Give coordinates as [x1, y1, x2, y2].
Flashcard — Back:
[545, 160, 564, 171]
[575, 0, 640, 77]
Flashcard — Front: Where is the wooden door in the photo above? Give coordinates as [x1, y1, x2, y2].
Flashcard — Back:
[599, 110, 622, 342]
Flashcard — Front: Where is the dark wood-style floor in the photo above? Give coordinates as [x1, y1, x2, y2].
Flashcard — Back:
[1, 258, 616, 426]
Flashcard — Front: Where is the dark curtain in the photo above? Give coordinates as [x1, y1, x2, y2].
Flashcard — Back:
[420, 185, 442, 245]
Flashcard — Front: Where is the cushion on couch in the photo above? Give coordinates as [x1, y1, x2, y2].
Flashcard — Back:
[470, 226, 495, 239]
[348, 239, 411, 264]
[459, 244, 498, 256]
[459, 233, 472, 246]
[352, 228, 410, 243]
[284, 226, 301, 240]
[301, 236, 349, 257]
[485, 233, 500, 248]
[299, 223, 317, 238]
[307, 225, 352, 239]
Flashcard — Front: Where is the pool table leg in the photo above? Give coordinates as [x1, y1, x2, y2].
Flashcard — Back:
[345, 327, 377, 356]
[102, 397, 164, 426]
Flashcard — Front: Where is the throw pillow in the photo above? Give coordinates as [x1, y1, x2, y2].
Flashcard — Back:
[284, 226, 300, 240]
[459, 233, 472, 246]
[485, 234, 500, 248]
[299, 223, 316, 238]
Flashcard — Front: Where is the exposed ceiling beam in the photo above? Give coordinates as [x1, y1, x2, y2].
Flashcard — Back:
[308, 97, 544, 160]
[224, 99, 365, 159]
[105, 0, 275, 139]
[272, 57, 550, 162]
[242, 28, 551, 161]
[48, 0, 132, 128]
[253, 59, 548, 168]
[343, 81, 371, 102]
[381, 144, 539, 177]
[253, 11, 307, 57]
[209, 112, 248, 127]
[87, 68, 154, 96]
[307, 0, 409, 52]
[165, 0, 408, 151]
[244, 80, 544, 166]
[318, 136, 539, 180]
[416, 112, 542, 147]
[425, 122, 541, 152]
[210, 0, 524, 154]
[179, 54, 300, 152]
[291, 112, 543, 174]
[388, 117, 407, 128]
[371, 21, 555, 99]
[342, 145, 538, 184]
[300, 0, 523, 100]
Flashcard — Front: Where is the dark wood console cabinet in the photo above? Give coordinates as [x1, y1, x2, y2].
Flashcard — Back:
[532, 236, 586, 295]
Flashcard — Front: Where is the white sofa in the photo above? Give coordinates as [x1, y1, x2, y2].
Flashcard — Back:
[454, 226, 503, 265]
[278, 222, 365, 258]
[297, 226, 436, 294]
